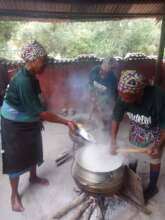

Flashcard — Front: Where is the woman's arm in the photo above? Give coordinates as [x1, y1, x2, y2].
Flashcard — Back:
[110, 120, 120, 154]
[40, 111, 77, 131]
[147, 129, 165, 157]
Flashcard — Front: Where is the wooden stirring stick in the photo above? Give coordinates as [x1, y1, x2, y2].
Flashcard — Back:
[117, 148, 148, 154]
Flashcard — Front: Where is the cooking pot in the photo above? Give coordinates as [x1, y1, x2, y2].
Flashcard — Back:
[72, 145, 125, 195]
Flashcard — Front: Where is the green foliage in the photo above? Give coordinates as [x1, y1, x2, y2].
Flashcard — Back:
[0, 21, 19, 58]
[0, 21, 17, 44]
[0, 19, 161, 60]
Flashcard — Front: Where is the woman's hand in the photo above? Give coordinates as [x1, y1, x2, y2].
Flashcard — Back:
[67, 120, 78, 133]
[146, 146, 160, 158]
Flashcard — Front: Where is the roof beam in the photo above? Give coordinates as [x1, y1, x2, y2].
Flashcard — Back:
[23, 0, 164, 3]
[0, 0, 164, 21]
[0, 9, 163, 21]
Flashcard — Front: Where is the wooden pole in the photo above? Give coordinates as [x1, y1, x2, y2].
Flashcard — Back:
[155, 3, 165, 85]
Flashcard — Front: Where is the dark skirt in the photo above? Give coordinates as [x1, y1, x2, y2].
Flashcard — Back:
[1, 117, 43, 174]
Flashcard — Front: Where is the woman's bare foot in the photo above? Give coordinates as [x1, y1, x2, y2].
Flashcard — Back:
[29, 176, 49, 186]
[11, 194, 24, 212]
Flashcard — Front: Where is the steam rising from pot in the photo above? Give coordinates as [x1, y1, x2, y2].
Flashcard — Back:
[76, 144, 125, 173]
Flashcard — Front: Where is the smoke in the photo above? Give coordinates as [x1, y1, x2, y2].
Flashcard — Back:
[76, 144, 125, 173]
[67, 71, 90, 112]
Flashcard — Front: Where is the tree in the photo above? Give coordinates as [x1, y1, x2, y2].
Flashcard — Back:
[0, 19, 161, 60]
[0, 21, 18, 59]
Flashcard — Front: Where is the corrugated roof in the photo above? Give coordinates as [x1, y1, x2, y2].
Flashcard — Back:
[0, 0, 164, 21]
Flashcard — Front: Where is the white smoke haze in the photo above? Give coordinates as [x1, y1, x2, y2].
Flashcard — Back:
[46, 67, 130, 170]
[69, 111, 131, 172]
[77, 144, 124, 172]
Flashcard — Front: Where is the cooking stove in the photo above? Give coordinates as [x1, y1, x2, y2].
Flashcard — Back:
[52, 167, 151, 220]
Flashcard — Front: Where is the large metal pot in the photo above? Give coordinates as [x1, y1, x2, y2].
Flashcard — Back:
[72, 145, 125, 195]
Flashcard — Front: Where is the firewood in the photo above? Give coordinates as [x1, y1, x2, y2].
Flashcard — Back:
[52, 193, 87, 219]
[95, 205, 104, 220]
[70, 199, 92, 220]
[80, 202, 96, 220]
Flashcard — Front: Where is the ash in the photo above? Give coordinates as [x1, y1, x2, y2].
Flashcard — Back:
[102, 196, 128, 220]
[89, 194, 128, 220]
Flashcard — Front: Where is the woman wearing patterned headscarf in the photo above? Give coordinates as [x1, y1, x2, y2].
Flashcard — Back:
[111, 70, 165, 203]
[1, 41, 77, 212]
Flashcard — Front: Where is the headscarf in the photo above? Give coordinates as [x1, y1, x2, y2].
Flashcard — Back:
[118, 70, 146, 94]
[20, 41, 47, 62]
[101, 57, 117, 70]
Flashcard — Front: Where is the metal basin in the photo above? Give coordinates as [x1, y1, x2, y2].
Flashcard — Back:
[72, 145, 125, 195]
[69, 113, 99, 145]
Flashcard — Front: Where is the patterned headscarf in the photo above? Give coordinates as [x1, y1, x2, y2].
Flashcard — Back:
[20, 41, 47, 62]
[118, 70, 146, 94]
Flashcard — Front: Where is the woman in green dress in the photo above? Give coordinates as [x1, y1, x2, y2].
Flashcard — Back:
[1, 41, 77, 212]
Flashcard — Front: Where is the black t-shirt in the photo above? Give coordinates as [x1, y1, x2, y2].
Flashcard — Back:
[112, 86, 165, 146]
[89, 65, 118, 100]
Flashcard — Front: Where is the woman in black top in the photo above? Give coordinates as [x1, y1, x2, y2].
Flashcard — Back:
[111, 70, 165, 202]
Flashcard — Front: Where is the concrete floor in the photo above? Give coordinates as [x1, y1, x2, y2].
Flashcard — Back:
[0, 120, 165, 220]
